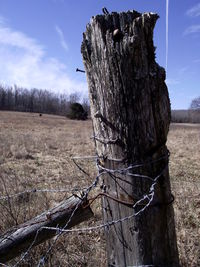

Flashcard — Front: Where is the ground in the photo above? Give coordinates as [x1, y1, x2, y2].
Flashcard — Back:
[0, 111, 199, 266]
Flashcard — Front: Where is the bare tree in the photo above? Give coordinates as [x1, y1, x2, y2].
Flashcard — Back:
[190, 96, 200, 110]
[81, 97, 90, 116]
[69, 92, 80, 103]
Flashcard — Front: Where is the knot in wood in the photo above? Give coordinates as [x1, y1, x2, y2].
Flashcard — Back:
[94, 111, 102, 118]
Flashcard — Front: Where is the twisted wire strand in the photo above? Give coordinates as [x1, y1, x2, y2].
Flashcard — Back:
[0, 150, 171, 266]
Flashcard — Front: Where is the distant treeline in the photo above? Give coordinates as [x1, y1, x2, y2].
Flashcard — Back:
[171, 110, 200, 123]
[1, 84, 200, 123]
[0, 85, 89, 116]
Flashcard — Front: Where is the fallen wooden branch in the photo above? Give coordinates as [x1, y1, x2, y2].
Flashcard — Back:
[0, 195, 93, 263]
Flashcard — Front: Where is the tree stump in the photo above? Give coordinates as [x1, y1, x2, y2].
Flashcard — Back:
[81, 10, 179, 267]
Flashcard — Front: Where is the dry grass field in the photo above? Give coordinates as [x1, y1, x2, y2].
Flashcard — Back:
[167, 123, 200, 267]
[0, 111, 199, 266]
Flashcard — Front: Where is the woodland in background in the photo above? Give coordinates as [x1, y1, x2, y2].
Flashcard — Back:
[171, 96, 200, 123]
[171, 110, 200, 123]
[0, 84, 90, 117]
[1, 84, 200, 123]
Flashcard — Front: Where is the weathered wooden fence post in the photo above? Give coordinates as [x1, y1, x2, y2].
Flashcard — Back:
[81, 10, 179, 267]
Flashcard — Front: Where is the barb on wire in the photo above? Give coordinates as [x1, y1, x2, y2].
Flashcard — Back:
[1, 148, 171, 266]
[38, 167, 168, 235]
[0, 165, 99, 265]
[97, 151, 169, 174]
[36, 194, 152, 235]
[37, 159, 171, 236]
[7, 156, 102, 266]
[72, 158, 91, 178]
[37, 190, 101, 265]
[13, 227, 42, 267]
[36, 160, 102, 266]
[36, 200, 82, 267]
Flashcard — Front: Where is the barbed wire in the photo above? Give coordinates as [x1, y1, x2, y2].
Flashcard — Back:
[34, 160, 168, 266]
[36, 200, 82, 267]
[37, 164, 103, 267]
[2, 159, 101, 266]
[0, 149, 172, 266]
[36, 157, 103, 266]
[35, 163, 169, 234]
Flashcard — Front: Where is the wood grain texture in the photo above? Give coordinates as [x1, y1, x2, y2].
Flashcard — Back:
[0, 196, 93, 263]
[82, 10, 179, 267]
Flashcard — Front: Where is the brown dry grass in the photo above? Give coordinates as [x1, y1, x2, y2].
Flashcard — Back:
[0, 111, 199, 266]
[168, 124, 200, 267]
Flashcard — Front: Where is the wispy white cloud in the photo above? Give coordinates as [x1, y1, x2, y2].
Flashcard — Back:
[0, 19, 87, 96]
[55, 25, 68, 52]
[0, 26, 44, 57]
[183, 24, 200, 35]
[186, 3, 200, 17]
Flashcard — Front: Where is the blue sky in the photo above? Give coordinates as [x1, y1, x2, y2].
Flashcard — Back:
[0, 0, 199, 109]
